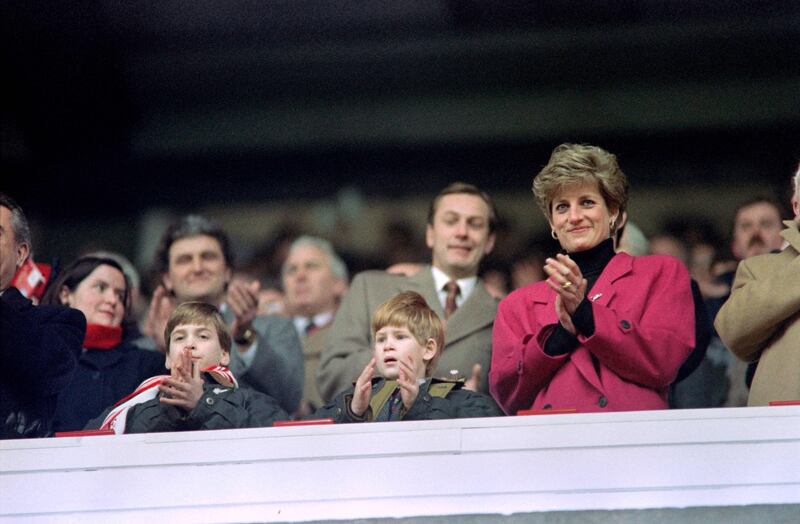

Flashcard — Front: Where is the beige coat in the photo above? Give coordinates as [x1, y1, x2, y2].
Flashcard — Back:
[715, 220, 800, 406]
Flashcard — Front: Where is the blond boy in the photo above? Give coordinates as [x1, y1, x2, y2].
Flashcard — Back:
[312, 292, 502, 422]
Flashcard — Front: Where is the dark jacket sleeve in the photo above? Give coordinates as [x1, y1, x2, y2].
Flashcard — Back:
[308, 386, 366, 423]
[229, 315, 304, 415]
[124, 385, 289, 433]
[0, 290, 84, 396]
[674, 279, 711, 383]
[404, 384, 505, 420]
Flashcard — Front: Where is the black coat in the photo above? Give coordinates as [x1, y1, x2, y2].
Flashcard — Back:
[1, 287, 84, 438]
[312, 377, 504, 423]
[53, 341, 167, 432]
[87, 376, 289, 432]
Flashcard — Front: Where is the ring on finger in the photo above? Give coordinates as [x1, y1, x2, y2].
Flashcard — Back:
[561, 280, 573, 290]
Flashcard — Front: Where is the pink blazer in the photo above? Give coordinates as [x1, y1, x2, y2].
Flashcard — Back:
[489, 253, 695, 415]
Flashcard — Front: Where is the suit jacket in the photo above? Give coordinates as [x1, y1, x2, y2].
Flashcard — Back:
[298, 322, 330, 412]
[316, 266, 498, 402]
[715, 220, 800, 406]
[490, 253, 695, 415]
[1, 287, 84, 438]
[225, 311, 304, 414]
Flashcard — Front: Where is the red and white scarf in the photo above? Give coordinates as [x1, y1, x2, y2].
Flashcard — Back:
[99, 365, 238, 434]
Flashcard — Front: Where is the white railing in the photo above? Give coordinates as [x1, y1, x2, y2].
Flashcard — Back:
[2, 406, 799, 523]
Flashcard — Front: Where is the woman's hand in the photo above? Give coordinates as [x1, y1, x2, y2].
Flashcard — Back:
[159, 348, 204, 412]
[544, 253, 587, 317]
[350, 357, 376, 417]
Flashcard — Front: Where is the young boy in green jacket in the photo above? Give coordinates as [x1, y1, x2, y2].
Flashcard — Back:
[313, 291, 503, 422]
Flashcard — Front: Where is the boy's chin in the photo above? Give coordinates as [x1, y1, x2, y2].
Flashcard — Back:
[378, 367, 399, 380]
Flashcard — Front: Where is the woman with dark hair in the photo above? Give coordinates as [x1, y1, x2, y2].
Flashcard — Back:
[489, 143, 696, 414]
[43, 256, 166, 431]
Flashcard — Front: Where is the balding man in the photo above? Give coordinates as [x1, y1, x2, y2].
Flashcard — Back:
[281, 236, 348, 415]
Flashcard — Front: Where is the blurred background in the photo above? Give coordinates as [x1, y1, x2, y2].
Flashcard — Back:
[2, 0, 800, 287]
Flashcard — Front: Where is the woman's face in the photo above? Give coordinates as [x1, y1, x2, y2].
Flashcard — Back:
[61, 264, 126, 327]
[549, 180, 618, 253]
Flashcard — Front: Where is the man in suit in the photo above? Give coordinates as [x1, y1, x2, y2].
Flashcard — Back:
[715, 165, 800, 406]
[316, 182, 498, 402]
[145, 215, 303, 414]
[1, 193, 84, 438]
[281, 236, 348, 416]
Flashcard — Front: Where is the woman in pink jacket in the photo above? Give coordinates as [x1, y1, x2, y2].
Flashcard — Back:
[489, 143, 695, 414]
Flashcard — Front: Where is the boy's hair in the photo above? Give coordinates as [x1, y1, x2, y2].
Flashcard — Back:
[371, 291, 445, 377]
[164, 302, 232, 354]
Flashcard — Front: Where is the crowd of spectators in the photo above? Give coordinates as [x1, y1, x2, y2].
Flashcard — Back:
[2, 146, 799, 438]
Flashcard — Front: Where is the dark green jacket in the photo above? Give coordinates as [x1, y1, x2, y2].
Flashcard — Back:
[311, 376, 504, 423]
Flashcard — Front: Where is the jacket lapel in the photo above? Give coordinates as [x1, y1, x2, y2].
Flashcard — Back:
[445, 281, 497, 346]
[408, 267, 446, 319]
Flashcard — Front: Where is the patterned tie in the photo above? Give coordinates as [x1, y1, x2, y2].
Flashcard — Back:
[305, 318, 318, 336]
[444, 280, 460, 319]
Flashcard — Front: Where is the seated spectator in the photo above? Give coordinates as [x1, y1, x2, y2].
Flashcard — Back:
[715, 168, 800, 406]
[90, 302, 287, 433]
[142, 214, 303, 414]
[491, 144, 696, 414]
[1, 193, 83, 439]
[281, 236, 349, 417]
[42, 256, 167, 432]
[318, 182, 498, 402]
[313, 291, 502, 422]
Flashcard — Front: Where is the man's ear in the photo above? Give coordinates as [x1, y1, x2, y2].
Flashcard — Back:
[15, 242, 29, 270]
[483, 232, 496, 256]
[425, 224, 435, 249]
[220, 350, 230, 367]
[164, 350, 173, 370]
[333, 278, 348, 299]
[161, 273, 173, 292]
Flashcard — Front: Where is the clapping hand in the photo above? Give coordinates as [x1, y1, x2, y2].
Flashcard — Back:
[350, 357, 376, 417]
[159, 348, 204, 412]
[544, 254, 587, 335]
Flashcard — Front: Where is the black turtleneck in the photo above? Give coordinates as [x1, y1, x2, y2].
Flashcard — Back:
[544, 237, 616, 356]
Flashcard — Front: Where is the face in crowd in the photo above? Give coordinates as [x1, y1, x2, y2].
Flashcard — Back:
[282, 243, 346, 317]
[163, 234, 232, 304]
[0, 205, 29, 292]
[731, 201, 783, 260]
[60, 264, 127, 327]
[426, 192, 496, 280]
[373, 325, 436, 381]
[166, 322, 230, 371]
[549, 180, 618, 254]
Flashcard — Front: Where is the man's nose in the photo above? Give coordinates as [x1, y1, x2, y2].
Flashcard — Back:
[190, 257, 204, 272]
[455, 220, 468, 236]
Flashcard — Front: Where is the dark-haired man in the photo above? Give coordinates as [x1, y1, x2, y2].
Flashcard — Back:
[144, 215, 303, 413]
[317, 183, 498, 402]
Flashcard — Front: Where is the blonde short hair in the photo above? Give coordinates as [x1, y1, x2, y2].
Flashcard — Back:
[164, 302, 231, 354]
[371, 291, 444, 377]
[533, 143, 629, 230]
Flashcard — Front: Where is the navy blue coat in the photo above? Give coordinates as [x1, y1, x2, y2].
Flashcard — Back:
[1, 287, 84, 438]
[54, 341, 167, 432]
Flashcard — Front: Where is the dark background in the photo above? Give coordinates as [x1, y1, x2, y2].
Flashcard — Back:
[2, 1, 800, 224]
